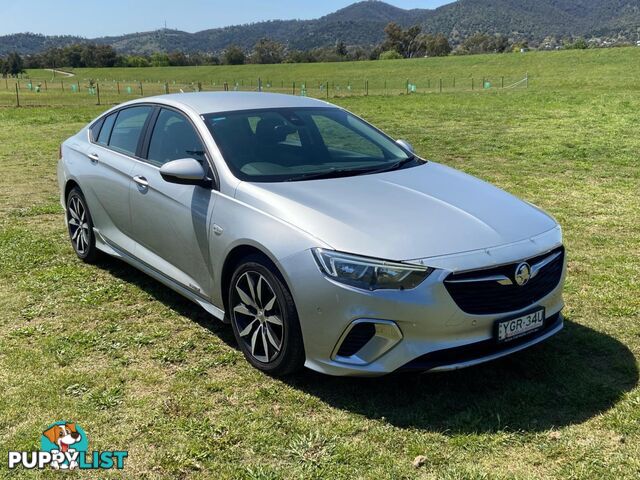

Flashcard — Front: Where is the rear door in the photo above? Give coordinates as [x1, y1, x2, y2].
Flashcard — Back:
[82, 106, 153, 253]
[129, 107, 216, 298]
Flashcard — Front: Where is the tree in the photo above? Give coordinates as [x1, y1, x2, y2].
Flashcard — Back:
[124, 55, 151, 67]
[424, 34, 451, 57]
[565, 37, 588, 49]
[381, 22, 426, 58]
[92, 45, 118, 67]
[0, 57, 8, 77]
[6, 52, 25, 76]
[150, 52, 170, 67]
[223, 45, 246, 65]
[335, 40, 348, 57]
[379, 50, 403, 60]
[250, 38, 285, 64]
[460, 33, 511, 54]
[168, 51, 189, 66]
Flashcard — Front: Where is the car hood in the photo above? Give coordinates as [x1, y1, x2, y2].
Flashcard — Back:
[235, 162, 557, 261]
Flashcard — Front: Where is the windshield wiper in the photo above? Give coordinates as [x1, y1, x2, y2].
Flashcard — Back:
[284, 156, 422, 182]
[285, 166, 382, 182]
[367, 155, 420, 174]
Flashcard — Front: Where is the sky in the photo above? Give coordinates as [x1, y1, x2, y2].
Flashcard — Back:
[1, 0, 454, 38]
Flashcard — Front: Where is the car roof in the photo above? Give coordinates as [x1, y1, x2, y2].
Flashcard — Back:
[140, 92, 333, 115]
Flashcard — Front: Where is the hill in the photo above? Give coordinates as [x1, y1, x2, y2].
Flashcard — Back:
[1, 0, 639, 56]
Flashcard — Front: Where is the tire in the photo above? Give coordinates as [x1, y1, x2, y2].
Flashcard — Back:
[66, 187, 100, 264]
[228, 254, 305, 376]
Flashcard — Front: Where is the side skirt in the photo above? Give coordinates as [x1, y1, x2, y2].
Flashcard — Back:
[94, 229, 226, 322]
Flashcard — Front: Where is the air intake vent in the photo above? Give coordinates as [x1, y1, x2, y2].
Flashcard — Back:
[336, 323, 376, 357]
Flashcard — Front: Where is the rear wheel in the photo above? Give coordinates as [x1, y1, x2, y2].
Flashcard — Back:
[229, 255, 305, 376]
[66, 187, 100, 263]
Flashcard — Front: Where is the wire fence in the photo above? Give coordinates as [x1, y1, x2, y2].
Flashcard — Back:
[0, 74, 529, 108]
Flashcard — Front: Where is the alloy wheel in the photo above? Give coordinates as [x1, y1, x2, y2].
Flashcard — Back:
[232, 271, 284, 363]
[67, 195, 91, 256]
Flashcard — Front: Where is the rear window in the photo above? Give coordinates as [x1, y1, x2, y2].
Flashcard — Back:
[108, 106, 153, 156]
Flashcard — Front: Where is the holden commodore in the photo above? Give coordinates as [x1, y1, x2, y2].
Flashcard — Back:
[57, 92, 566, 376]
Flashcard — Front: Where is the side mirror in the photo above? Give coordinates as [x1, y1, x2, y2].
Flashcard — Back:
[160, 158, 206, 185]
[396, 139, 415, 154]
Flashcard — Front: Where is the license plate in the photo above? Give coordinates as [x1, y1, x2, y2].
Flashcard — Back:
[496, 309, 545, 343]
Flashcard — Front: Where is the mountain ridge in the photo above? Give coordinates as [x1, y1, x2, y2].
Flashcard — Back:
[1, 0, 638, 56]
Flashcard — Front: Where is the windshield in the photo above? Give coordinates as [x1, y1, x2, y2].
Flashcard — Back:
[203, 107, 414, 182]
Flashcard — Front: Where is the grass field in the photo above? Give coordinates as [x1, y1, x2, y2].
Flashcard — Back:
[1, 47, 638, 107]
[0, 48, 639, 478]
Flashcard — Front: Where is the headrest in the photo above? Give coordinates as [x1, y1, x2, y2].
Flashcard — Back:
[255, 118, 296, 145]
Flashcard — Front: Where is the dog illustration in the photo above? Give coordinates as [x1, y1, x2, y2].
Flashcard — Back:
[42, 423, 82, 470]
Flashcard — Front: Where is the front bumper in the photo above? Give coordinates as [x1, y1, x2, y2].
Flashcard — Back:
[279, 231, 566, 377]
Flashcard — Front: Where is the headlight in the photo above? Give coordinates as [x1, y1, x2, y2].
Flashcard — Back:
[312, 248, 433, 291]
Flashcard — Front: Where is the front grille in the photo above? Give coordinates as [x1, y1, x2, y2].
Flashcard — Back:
[397, 313, 561, 372]
[336, 323, 376, 357]
[444, 247, 565, 315]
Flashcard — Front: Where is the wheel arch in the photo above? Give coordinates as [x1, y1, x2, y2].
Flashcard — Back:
[220, 243, 290, 317]
[64, 179, 81, 202]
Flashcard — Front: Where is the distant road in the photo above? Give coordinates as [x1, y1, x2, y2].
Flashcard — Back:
[44, 69, 75, 77]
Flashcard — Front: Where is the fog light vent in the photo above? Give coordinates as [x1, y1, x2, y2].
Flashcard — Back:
[336, 322, 376, 357]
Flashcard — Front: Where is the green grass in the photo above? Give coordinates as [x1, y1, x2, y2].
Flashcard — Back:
[0, 48, 639, 478]
[1, 47, 637, 108]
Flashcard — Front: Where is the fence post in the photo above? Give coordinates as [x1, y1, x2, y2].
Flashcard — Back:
[453, 77, 456, 88]
[472, 78, 474, 90]
[326, 81, 329, 100]
[44, 79, 47, 91]
[77, 81, 80, 92]
[61, 80, 64, 91]
[501, 76, 504, 88]
[258, 77, 262, 92]
[15, 83, 20, 107]
[406, 79, 409, 95]
[164, 82, 169, 94]
[439, 78, 442, 93]
[4, 76, 7, 90]
[292, 81, 296, 95]
[96, 83, 101, 105]
[117, 81, 120, 94]
[365, 80, 368, 96]
[139, 82, 143, 96]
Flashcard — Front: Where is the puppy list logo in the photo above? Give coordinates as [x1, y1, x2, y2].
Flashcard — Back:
[8, 421, 128, 471]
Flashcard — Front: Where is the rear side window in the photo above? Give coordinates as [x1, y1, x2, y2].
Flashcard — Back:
[96, 113, 117, 146]
[90, 118, 104, 142]
[108, 106, 153, 156]
[147, 109, 206, 167]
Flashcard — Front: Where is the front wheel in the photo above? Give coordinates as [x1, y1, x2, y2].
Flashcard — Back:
[229, 255, 305, 376]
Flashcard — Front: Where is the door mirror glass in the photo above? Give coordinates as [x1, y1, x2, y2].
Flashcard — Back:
[159, 158, 206, 185]
[396, 139, 415, 154]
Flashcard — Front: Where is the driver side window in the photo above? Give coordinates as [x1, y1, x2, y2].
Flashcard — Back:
[147, 109, 206, 168]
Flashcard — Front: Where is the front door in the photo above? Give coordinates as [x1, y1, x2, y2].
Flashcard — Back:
[129, 108, 216, 298]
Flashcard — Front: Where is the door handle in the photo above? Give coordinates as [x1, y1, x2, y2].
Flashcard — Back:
[88, 153, 99, 163]
[133, 175, 149, 188]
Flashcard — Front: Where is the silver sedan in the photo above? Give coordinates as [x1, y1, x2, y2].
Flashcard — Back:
[58, 92, 566, 376]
